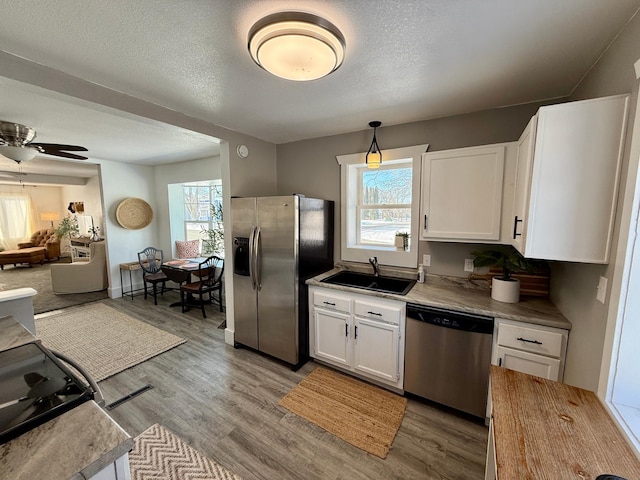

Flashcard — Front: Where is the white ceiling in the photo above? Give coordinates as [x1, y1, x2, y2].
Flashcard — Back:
[0, 0, 639, 177]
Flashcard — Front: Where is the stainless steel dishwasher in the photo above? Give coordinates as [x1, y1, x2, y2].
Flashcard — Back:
[404, 304, 494, 418]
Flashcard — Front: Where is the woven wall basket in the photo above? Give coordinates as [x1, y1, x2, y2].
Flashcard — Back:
[115, 197, 153, 229]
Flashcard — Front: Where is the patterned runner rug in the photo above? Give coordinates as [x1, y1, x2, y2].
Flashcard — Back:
[36, 302, 186, 381]
[130, 424, 242, 480]
[279, 367, 408, 459]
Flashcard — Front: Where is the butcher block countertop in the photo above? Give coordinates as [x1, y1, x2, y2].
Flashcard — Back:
[490, 365, 640, 479]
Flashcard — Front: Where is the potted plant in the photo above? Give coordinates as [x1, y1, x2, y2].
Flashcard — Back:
[395, 232, 410, 251]
[55, 214, 79, 240]
[471, 247, 543, 303]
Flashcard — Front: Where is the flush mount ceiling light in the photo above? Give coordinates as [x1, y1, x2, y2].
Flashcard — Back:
[248, 12, 346, 81]
[366, 121, 382, 169]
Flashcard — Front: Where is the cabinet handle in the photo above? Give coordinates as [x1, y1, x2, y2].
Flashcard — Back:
[498, 357, 502, 367]
[424, 215, 428, 231]
[517, 336, 542, 345]
[354, 325, 358, 339]
[345, 324, 349, 337]
[367, 311, 382, 316]
[323, 301, 336, 306]
[513, 216, 523, 239]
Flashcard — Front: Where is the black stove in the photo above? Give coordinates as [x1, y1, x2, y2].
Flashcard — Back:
[0, 342, 94, 444]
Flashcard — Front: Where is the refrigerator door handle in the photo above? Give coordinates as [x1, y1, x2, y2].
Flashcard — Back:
[249, 226, 257, 290]
[255, 226, 262, 291]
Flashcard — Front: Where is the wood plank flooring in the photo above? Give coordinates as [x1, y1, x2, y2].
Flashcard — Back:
[92, 293, 488, 480]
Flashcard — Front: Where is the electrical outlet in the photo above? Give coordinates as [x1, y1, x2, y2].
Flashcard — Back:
[464, 259, 474, 272]
[423, 254, 431, 267]
[596, 276, 608, 304]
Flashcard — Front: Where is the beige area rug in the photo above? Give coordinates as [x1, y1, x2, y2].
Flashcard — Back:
[130, 424, 242, 480]
[35, 303, 186, 382]
[279, 367, 408, 459]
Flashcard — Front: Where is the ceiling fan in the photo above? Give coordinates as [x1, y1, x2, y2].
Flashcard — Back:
[0, 120, 88, 163]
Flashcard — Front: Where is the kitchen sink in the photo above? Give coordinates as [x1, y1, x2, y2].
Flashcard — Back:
[320, 271, 416, 295]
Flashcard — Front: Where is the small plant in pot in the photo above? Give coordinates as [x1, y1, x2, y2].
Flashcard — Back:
[55, 214, 79, 240]
[471, 247, 543, 303]
[395, 231, 410, 251]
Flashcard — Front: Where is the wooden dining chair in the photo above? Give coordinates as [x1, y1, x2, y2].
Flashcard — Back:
[180, 256, 224, 318]
[137, 247, 168, 305]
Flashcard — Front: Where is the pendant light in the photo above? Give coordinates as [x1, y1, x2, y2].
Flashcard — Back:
[248, 12, 346, 81]
[366, 121, 382, 169]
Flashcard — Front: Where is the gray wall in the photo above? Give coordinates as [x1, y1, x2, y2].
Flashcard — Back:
[550, 12, 640, 391]
[277, 102, 545, 277]
[276, 12, 640, 392]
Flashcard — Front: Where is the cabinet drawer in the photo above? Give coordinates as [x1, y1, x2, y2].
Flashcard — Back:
[313, 290, 351, 313]
[354, 300, 401, 325]
[497, 323, 563, 358]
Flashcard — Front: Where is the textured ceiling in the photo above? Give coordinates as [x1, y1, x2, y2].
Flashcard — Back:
[0, 0, 639, 158]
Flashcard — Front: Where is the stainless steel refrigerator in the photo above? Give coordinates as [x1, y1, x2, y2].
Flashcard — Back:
[231, 195, 334, 367]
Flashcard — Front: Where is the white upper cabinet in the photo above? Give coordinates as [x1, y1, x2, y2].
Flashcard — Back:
[512, 95, 629, 263]
[420, 145, 506, 242]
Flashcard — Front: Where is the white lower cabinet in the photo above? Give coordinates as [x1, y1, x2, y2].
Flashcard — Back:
[494, 345, 560, 380]
[484, 415, 497, 480]
[89, 453, 131, 480]
[491, 318, 568, 381]
[313, 308, 350, 367]
[353, 317, 400, 383]
[309, 286, 405, 390]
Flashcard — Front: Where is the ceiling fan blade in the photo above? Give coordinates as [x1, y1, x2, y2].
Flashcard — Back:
[42, 150, 89, 160]
[29, 143, 88, 152]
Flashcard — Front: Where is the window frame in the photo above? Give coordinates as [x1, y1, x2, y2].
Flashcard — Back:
[182, 182, 223, 241]
[337, 144, 428, 268]
[356, 162, 413, 247]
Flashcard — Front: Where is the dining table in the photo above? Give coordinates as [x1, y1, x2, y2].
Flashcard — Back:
[161, 259, 205, 307]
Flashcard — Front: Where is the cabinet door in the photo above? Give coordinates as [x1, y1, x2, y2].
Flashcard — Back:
[313, 308, 350, 367]
[522, 95, 628, 263]
[512, 115, 537, 254]
[353, 317, 399, 383]
[484, 416, 497, 480]
[495, 345, 560, 381]
[89, 454, 131, 480]
[421, 145, 505, 241]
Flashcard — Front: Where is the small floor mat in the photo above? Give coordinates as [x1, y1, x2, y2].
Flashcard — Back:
[279, 367, 407, 459]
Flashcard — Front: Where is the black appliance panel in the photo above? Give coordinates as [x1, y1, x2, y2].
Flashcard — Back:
[0, 342, 94, 444]
[233, 237, 250, 276]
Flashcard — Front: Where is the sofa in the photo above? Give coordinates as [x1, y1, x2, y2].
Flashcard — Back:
[17, 228, 61, 260]
[50, 241, 108, 294]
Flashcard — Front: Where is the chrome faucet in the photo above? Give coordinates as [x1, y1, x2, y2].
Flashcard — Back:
[369, 256, 379, 277]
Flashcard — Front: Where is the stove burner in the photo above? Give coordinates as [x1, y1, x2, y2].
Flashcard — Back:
[0, 342, 94, 444]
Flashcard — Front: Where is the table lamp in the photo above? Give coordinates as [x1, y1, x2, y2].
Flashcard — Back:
[40, 211, 60, 227]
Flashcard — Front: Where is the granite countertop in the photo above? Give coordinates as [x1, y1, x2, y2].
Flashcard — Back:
[307, 268, 571, 330]
[0, 402, 133, 480]
[0, 316, 37, 350]
[0, 317, 133, 480]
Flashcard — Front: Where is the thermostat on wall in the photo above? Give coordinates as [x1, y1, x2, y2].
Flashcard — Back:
[237, 144, 249, 158]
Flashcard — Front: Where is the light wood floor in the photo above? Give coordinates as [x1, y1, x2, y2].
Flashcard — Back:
[95, 292, 488, 480]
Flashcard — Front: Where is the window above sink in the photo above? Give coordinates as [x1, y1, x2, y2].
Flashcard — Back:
[337, 144, 428, 268]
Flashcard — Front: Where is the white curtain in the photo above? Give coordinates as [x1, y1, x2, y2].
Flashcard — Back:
[0, 192, 36, 250]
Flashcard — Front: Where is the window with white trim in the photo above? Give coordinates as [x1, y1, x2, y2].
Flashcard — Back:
[183, 181, 223, 242]
[337, 144, 428, 268]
